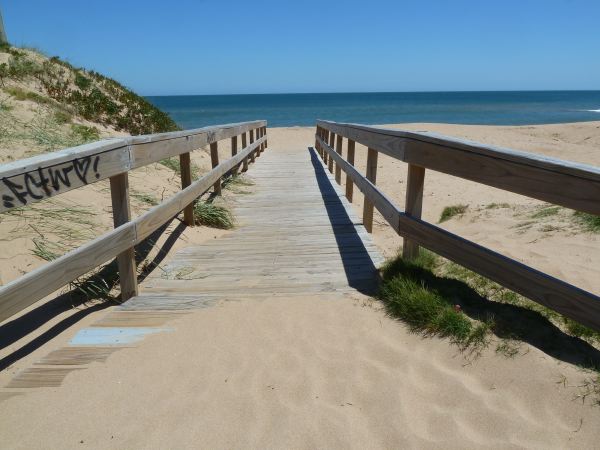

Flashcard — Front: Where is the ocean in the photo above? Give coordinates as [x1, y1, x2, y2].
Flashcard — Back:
[146, 91, 600, 129]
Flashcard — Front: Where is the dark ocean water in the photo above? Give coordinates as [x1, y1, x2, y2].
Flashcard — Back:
[146, 91, 600, 129]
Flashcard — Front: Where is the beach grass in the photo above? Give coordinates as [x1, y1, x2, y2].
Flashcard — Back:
[193, 201, 234, 229]
[439, 204, 468, 223]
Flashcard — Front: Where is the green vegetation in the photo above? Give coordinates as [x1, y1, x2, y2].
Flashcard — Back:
[439, 204, 468, 223]
[159, 157, 200, 178]
[485, 202, 511, 210]
[193, 201, 234, 229]
[573, 212, 600, 233]
[131, 192, 159, 206]
[4, 86, 53, 105]
[0, 45, 179, 136]
[223, 174, 254, 194]
[530, 205, 561, 219]
[379, 251, 492, 350]
[70, 124, 100, 142]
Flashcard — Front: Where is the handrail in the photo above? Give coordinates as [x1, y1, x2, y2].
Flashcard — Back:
[0, 120, 268, 322]
[315, 120, 600, 331]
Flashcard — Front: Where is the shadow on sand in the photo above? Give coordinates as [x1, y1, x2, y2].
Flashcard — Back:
[0, 219, 187, 370]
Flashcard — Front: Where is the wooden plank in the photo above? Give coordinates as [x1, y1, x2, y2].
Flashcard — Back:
[210, 142, 222, 195]
[37, 347, 118, 365]
[130, 120, 266, 169]
[179, 152, 195, 226]
[0, 140, 129, 213]
[133, 136, 265, 242]
[363, 148, 378, 233]
[402, 164, 425, 260]
[110, 173, 138, 300]
[6, 367, 83, 388]
[0, 223, 136, 323]
[345, 139, 355, 202]
[328, 131, 335, 173]
[335, 134, 343, 184]
[241, 133, 249, 172]
[315, 141, 600, 331]
[395, 212, 600, 331]
[249, 129, 256, 164]
[317, 120, 600, 215]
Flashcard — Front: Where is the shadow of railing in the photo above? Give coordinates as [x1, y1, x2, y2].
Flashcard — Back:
[307, 147, 379, 294]
[0, 218, 186, 370]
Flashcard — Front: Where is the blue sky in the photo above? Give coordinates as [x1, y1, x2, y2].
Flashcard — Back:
[2, 0, 599, 95]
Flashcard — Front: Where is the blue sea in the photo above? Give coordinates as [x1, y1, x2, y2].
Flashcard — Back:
[146, 91, 600, 129]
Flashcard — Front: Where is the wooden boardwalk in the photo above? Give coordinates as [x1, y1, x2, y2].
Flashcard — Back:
[2, 145, 383, 390]
[136, 145, 384, 305]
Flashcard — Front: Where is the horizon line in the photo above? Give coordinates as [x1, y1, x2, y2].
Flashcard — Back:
[144, 89, 600, 97]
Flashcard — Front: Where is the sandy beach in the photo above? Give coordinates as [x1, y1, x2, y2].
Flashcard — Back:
[1, 122, 600, 448]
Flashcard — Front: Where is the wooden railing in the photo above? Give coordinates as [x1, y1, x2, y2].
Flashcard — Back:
[0, 120, 268, 322]
[315, 120, 600, 331]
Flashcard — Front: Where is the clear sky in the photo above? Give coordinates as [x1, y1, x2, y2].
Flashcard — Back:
[2, 0, 599, 95]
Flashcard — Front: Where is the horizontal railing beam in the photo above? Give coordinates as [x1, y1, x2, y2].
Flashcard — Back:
[0, 120, 267, 214]
[317, 120, 600, 216]
[0, 133, 266, 323]
[316, 136, 600, 331]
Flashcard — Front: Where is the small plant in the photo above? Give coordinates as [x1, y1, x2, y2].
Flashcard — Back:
[53, 110, 72, 124]
[131, 192, 159, 206]
[379, 251, 490, 349]
[70, 124, 100, 143]
[439, 204, 468, 223]
[573, 211, 600, 233]
[486, 202, 511, 209]
[5, 86, 53, 105]
[74, 71, 92, 90]
[159, 157, 181, 174]
[193, 201, 234, 229]
[531, 205, 561, 219]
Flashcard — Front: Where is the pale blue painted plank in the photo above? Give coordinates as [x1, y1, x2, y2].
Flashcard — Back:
[69, 327, 171, 346]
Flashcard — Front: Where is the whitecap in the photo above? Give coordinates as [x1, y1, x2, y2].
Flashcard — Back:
[587, 109, 600, 112]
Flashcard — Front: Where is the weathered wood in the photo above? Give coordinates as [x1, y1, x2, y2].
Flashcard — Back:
[328, 131, 335, 173]
[231, 135, 239, 174]
[316, 138, 600, 331]
[402, 164, 425, 260]
[249, 129, 256, 163]
[345, 139, 355, 202]
[0, 140, 130, 214]
[179, 152, 195, 226]
[130, 120, 266, 169]
[210, 142, 222, 195]
[241, 133, 249, 172]
[109, 173, 138, 300]
[317, 120, 600, 215]
[0, 223, 136, 323]
[134, 135, 265, 242]
[363, 148, 378, 233]
[335, 134, 343, 184]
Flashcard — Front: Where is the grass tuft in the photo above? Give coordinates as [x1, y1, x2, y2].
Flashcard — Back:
[193, 201, 234, 229]
[530, 205, 561, 219]
[573, 212, 600, 233]
[439, 204, 468, 223]
[379, 250, 489, 349]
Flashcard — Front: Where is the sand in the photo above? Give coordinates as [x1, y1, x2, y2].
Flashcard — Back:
[1, 122, 600, 448]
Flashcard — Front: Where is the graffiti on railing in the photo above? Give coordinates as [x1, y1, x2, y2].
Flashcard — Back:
[2, 155, 101, 208]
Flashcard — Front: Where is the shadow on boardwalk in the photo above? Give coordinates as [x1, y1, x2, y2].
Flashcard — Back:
[308, 147, 380, 295]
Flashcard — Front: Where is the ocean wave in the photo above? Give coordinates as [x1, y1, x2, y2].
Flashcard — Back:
[587, 109, 600, 112]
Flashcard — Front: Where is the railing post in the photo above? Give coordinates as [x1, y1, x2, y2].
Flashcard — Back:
[263, 126, 268, 150]
[231, 135, 238, 174]
[210, 142, 222, 195]
[179, 152, 194, 226]
[315, 126, 322, 156]
[321, 128, 328, 164]
[363, 147, 378, 233]
[345, 139, 355, 202]
[249, 129, 256, 163]
[402, 164, 426, 259]
[328, 131, 335, 173]
[109, 173, 138, 300]
[241, 132, 248, 172]
[255, 128, 261, 158]
[335, 134, 343, 184]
